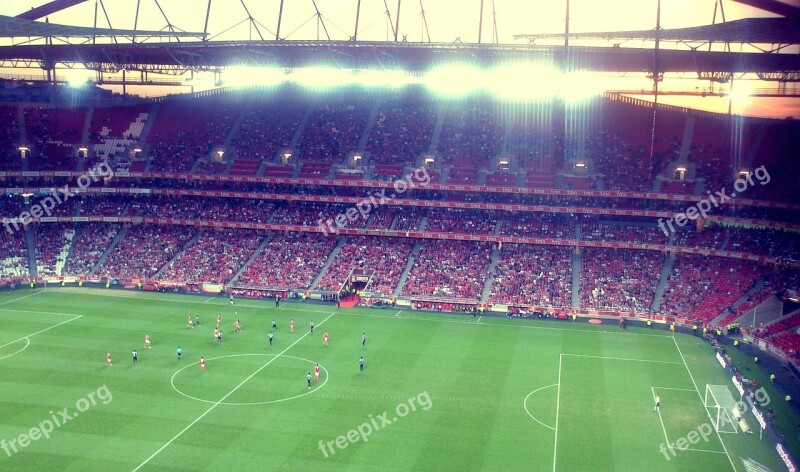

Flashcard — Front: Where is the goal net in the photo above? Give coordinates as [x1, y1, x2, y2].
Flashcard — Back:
[704, 384, 740, 433]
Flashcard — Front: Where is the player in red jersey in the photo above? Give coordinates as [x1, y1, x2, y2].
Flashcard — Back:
[323, 331, 329, 346]
[188, 314, 193, 329]
[214, 328, 219, 342]
[105, 352, 112, 366]
[200, 357, 206, 372]
[216, 314, 222, 328]
[314, 363, 321, 381]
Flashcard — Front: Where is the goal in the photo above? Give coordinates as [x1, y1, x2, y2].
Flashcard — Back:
[704, 384, 740, 433]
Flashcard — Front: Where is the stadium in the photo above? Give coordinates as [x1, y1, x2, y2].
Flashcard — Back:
[1, 0, 800, 471]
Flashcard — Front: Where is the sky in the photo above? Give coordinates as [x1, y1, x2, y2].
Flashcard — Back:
[1, 0, 799, 117]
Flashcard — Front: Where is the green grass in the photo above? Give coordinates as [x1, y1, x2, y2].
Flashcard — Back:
[0, 288, 792, 471]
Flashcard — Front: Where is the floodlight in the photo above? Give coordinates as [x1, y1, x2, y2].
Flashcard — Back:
[486, 64, 560, 100]
[225, 66, 286, 87]
[423, 65, 483, 96]
[559, 72, 605, 102]
[292, 67, 355, 89]
[728, 81, 754, 100]
[356, 69, 410, 88]
[67, 77, 89, 88]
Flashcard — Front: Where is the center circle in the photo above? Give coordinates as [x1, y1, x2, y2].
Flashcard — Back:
[171, 353, 329, 405]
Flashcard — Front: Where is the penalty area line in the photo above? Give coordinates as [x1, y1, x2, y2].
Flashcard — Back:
[0, 314, 82, 351]
[672, 337, 737, 472]
[0, 290, 42, 306]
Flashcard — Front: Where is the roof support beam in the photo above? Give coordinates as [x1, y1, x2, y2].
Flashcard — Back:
[16, 0, 88, 20]
[732, 0, 800, 21]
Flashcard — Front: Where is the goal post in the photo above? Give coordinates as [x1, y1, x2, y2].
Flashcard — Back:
[704, 384, 740, 433]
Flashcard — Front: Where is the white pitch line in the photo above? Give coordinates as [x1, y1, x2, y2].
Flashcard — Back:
[672, 337, 737, 472]
[131, 312, 335, 472]
[0, 308, 84, 317]
[562, 353, 683, 365]
[652, 387, 672, 450]
[0, 337, 30, 361]
[0, 290, 42, 306]
[202, 297, 216, 303]
[685, 448, 728, 454]
[552, 354, 562, 472]
[477, 316, 482, 323]
[523, 384, 558, 431]
[0, 315, 82, 351]
[395, 311, 401, 317]
[651, 386, 696, 392]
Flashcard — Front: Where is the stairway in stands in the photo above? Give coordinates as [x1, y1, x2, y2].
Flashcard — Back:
[24, 227, 37, 278]
[137, 103, 161, 172]
[220, 100, 254, 175]
[229, 235, 273, 285]
[17, 106, 29, 172]
[650, 254, 676, 313]
[393, 241, 422, 298]
[357, 97, 384, 151]
[309, 237, 346, 290]
[88, 228, 128, 276]
[152, 230, 202, 280]
[427, 103, 447, 154]
[571, 250, 581, 309]
[479, 245, 501, 304]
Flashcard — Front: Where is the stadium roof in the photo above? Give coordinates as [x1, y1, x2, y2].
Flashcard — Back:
[0, 15, 204, 40]
[1, 40, 799, 75]
[514, 17, 800, 45]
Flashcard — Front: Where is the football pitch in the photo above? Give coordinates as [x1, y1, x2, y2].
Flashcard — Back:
[0, 288, 788, 471]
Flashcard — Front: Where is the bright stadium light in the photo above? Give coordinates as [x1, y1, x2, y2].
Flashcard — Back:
[728, 81, 755, 100]
[225, 66, 286, 87]
[356, 69, 412, 88]
[66, 76, 89, 88]
[292, 67, 355, 89]
[423, 65, 484, 96]
[486, 64, 560, 100]
[559, 71, 605, 102]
